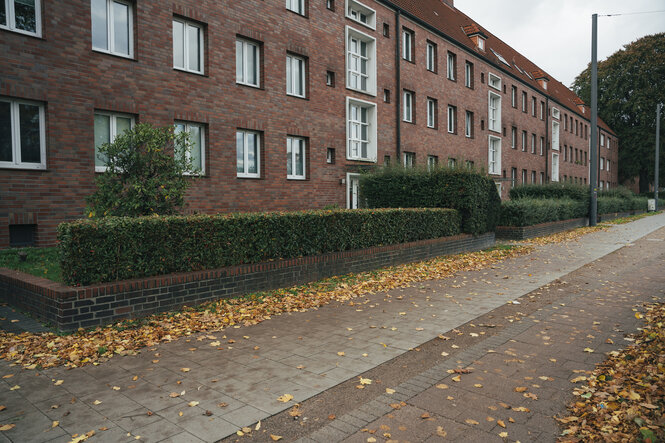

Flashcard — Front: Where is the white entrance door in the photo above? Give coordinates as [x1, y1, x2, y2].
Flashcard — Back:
[347, 173, 361, 209]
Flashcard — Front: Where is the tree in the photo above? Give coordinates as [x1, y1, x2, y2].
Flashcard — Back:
[571, 33, 665, 193]
[87, 123, 199, 217]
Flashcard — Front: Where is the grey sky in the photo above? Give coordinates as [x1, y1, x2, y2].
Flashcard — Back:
[455, 0, 665, 88]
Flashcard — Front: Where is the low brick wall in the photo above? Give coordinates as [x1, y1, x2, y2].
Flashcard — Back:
[0, 233, 495, 331]
[598, 210, 645, 222]
[495, 218, 588, 241]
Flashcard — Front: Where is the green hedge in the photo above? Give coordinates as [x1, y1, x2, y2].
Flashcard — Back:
[58, 208, 462, 286]
[597, 196, 648, 214]
[509, 183, 589, 201]
[499, 198, 588, 227]
[359, 167, 501, 236]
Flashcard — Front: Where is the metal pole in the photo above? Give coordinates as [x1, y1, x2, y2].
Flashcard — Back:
[589, 14, 598, 226]
[656, 103, 662, 210]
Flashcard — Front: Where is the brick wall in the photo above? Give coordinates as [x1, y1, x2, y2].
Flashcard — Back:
[495, 218, 588, 240]
[0, 233, 495, 331]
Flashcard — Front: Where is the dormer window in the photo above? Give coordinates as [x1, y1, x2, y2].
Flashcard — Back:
[346, 0, 376, 30]
[477, 37, 485, 50]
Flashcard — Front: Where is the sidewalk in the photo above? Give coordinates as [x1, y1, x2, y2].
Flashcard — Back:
[1, 213, 664, 442]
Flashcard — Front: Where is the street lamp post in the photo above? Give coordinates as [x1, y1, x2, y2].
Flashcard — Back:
[589, 14, 598, 226]
[656, 103, 662, 210]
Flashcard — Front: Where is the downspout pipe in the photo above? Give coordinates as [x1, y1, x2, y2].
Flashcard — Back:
[395, 9, 401, 163]
[545, 97, 549, 183]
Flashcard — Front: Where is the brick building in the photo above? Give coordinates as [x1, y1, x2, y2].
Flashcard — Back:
[0, 0, 619, 247]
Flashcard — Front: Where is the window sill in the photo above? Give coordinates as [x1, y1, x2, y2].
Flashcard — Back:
[237, 175, 261, 179]
[0, 26, 42, 39]
[237, 82, 263, 90]
[0, 164, 47, 171]
[287, 176, 307, 181]
[346, 157, 376, 163]
[174, 67, 207, 77]
[286, 9, 308, 18]
[286, 93, 309, 101]
[346, 85, 377, 97]
[92, 48, 136, 61]
[346, 16, 375, 31]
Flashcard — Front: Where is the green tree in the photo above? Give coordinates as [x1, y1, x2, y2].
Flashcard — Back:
[87, 123, 198, 217]
[571, 33, 665, 193]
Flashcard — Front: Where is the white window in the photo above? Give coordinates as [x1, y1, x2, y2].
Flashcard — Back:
[447, 52, 456, 80]
[551, 152, 560, 182]
[488, 136, 501, 175]
[488, 73, 501, 90]
[347, 173, 361, 209]
[540, 137, 544, 156]
[402, 29, 413, 62]
[521, 131, 526, 152]
[551, 121, 560, 150]
[174, 121, 205, 174]
[287, 136, 306, 179]
[447, 105, 456, 133]
[426, 98, 436, 128]
[448, 158, 457, 168]
[521, 169, 527, 184]
[173, 18, 204, 74]
[607, 159, 610, 172]
[286, 54, 306, 98]
[427, 155, 438, 170]
[0, 98, 46, 170]
[403, 151, 415, 168]
[286, 0, 305, 15]
[531, 133, 536, 154]
[607, 138, 611, 150]
[600, 133, 605, 146]
[477, 37, 485, 50]
[552, 107, 560, 119]
[94, 111, 133, 172]
[346, 0, 375, 29]
[346, 26, 376, 95]
[465, 111, 473, 138]
[488, 92, 501, 133]
[600, 157, 604, 170]
[521, 92, 527, 112]
[600, 180, 604, 190]
[426, 42, 436, 72]
[0, 0, 41, 36]
[91, 0, 133, 57]
[403, 90, 413, 123]
[236, 38, 260, 87]
[511, 127, 516, 149]
[346, 97, 377, 162]
[511, 168, 517, 188]
[236, 130, 260, 178]
[511, 86, 517, 108]
[465, 62, 473, 88]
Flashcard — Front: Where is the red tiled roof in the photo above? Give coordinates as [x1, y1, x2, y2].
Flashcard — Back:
[388, 0, 615, 135]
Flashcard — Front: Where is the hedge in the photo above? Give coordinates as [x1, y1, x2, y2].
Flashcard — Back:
[58, 208, 462, 286]
[509, 183, 589, 201]
[359, 167, 501, 236]
[499, 198, 588, 227]
[597, 196, 648, 214]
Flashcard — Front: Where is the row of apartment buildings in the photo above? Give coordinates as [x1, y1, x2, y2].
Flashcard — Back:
[0, 0, 619, 247]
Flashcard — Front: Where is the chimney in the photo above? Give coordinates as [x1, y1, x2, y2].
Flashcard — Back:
[532, 70, 550, 91]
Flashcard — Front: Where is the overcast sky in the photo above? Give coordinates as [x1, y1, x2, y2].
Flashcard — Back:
[455, 0, 665, 88]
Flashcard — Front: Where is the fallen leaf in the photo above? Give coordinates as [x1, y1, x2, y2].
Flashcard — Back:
[499, 431, 508, 438]
[436, 384, 449, 389]
[385, 388, 395, 394]
[583, 348, 594, 353]
[0, 424, 15, 431]
[180, 368, 190, 373]
[54, 380, 64, 386]
[359, 377, 372, 385]
[328, 414, 336, 420]
[277, 394, 294, 403]
[93, 400, 102, 405]
[337, 352, 345, 356]
[452, 375, 461, 382]
[187, 401, 199, 407]
[465, 418, 479, 425]
[474, 384, 483, 388]
[421, 412, 431, 419]
[497, 419, 506, 428]
[1, 375, 13, 379]
[8, 386, 19, 391]
[515, 387, 528, 392]
[436, 426, 447, 437]
[270, 435, 282, 441]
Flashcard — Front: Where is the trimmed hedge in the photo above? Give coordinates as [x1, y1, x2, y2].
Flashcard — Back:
[58, 208, 462, 286]
[359, 167, 501, 236]
[499, 198, 588, 227]
[509, 183, 589, 201]
[597, 196, 648, 214]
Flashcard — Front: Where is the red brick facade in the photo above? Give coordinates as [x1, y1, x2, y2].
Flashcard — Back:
[0, 0, 619, 247]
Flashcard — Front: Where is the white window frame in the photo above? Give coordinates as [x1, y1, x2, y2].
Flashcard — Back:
[531, 133, 536, 154]
[286, 0, 305, 15]
[402, 28, 413, 62]
[236, 129, 261, 178]
[286, 54, 306, 98]
[403, 90, 413, 123]
[94, 111, 134, 173]
[511, 127, 516, 149]
[511, 86, 517, 108]
[347, 172, 361, 209]
[521, 92, 527, 112]
[346, 96, 377, 162]
[446, 52, 456, 80]
[427, 155, 438, 170]
[91, 0, 134, 58]
[600, 157, 604, 170]
[600, 133, 605, 146]
[236, 38, 261, 88]
[551, 120, 560, 150]
[477, 37, 485, 50]
[447, 105, 456, 134]
[488, 135, 501, 175]
[286, 136, 306, 180]
[0, 0, 41, 37]
[540, 136, 544, 156]
[403, 151, 415, 168]
[551, 106, 560, 119]
[521, 131, 526, 152]
[465, 111, 472, 138]
[426, 98, 436, 128]
[488, 91, 501, 133]
[607, 138, 611, 150]
[426, 41, 436, 72]
[174, 121, 205, 175]
[172, 17, 204, 75]
[465, 61, 473, 88]
[345, 0, 375, 30]
[346, 26, 376, 96]
[488, 72, 501, 90]
[551, 152, 560, 182]
[0, 98, 46, 170]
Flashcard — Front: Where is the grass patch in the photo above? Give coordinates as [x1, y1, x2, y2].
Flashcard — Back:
[601, 210, 662, 225]
[0, 247, 61, 282]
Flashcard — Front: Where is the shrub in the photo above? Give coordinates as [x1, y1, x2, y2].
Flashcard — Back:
[359, 166, 500, 236]
[597, 196, 648, 213]
[499, 199, 588, 227]
[509, 183, 589, 201]
[58, 208, 462, 286]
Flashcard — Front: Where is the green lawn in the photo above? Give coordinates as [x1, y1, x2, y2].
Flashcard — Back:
[0, 247, 62, 282]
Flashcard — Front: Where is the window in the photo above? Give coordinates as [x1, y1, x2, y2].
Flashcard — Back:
[570, 146, 573, 162]
[488, 136, 501, 175]
[531, 133, 536, 154]
[94, 111, 133, 172]
[490, 48, 510, 67]
[575, 120, 579, 136]
[347, 173, 361, 209]
[426, 41, 437, 72]
[540, 137, 544, 156]
[511, 127, 516, 149]
[511, 86, 517, 108]
[521, 130, 526, 152]
[383, 89, 390, 103]
[551, 153, 559, 182]
[521, 91, 527, 112]
[347, 97, 377, 161]
[465, 61, 474, 88]
[382, 23, 389, 37]
[564, 114, 568, 131]
[531, 96, 536, 117]
[286, 0, 305, 15]
[584, 151, 587, 166]
[552, 107, 560, 119]
[403, 90, 413, 123]
[465, 111, 473, 138]
[600, 157, 604, 170]
[446, 52, 456, 80]
[564, 144, 568, 161]
[427, 155, 438, 170]
[346, 26, 376, 95]
[326, 70, 335, 87]
[327, 147, 335, 164]
[510, 167, 517, 188]
[488, 73, 501, 90]
[286, 136, 306, 179]
[174, 121, 205, 174]
[403, 151, 415, 168]
[540, 172, 544, 184]
[488, 92, 501, 133]
[600, 133, 605, 146]
[607, 159, 610, 172]
[236, 130, 260, 178]
[383, 155, 390, 165]
[91, 0, 133, 57]
[447, 105, 456, 134]
[531, 170, 536, 184]
[427, 98, 437, 129]
[0, 98, 46, 170]
[173, 17, 204, 74]
[327, 0, 334, 10]
[0, 0, 41, 36]
[402, 28, 413, 62]
[286, 54, 306, 98]
[521, 169, 527, 184]
[540, 101, 545, 120]
[551, 121, 560, 150]
[466, 160, 474, 170]
[477, 37, 485, 51]
[607, 138, 611, 150]
[236, 38, 261, 87]
[346, 0, 375, 29]
[448, 158, 457, 168]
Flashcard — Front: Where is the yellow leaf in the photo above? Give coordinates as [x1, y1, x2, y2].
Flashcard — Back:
[270, 435, 283, 441]
[0, 424, 15, 431]
[1, 375, 13, 379]
[436, 426, 447, 437]
[180, 368, 190, 373]
[210, 341, 221, 347]
[337, 352, 345, 356]
[465, 419, 479, 425]
[474, 384, 483, 388]
[512, 406, 530, 412]
[359, 377, 372, 385]
[9, 386, 19, 391]
[436, 383, 449, 389]
[367, 438, 377, 443]
[169, 393, 180, 398]
[499, 431, 508, 438]
[441, 352, 449, 356]
[187, 401, 199, 407]
[93, 400, 102, 405]
[635, 312, 643, 319]
[112, 386, 120, 391]
[515, 387, 528, 392]
[452, 375, 461, 382]
[277, 394, 294, 403]
[583, 348, 594, 353]
[54, 380, 64, 386]
[385, 388, 395, 394]
[628, 391, 641, 401]
[497, 420, 506, 428]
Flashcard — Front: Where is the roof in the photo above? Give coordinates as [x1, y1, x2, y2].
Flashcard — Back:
[387, 0, 616, 135]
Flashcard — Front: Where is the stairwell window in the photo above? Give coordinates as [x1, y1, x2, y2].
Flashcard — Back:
[488, 91, 501, 133]
[91, 0, 133, 57]
[346, 0, 376, 29]
[465, 61, 474, 88]
[427, 98, 437, 128]
[488, 136, 501, 175]
[511, 86, 517, 108]
[346, 26, 376, 95]
[173, 17, 204, 74]
[236, 38, 261, 87]
[511, 127, 516, 149]
[1, 0, 41, 36]
[403, 90, 413, 123]
[447, 52, 456, 80]
[447, 105, 456, 134]
[465, 111, 473, 138]
[552, 152, 560, 181]
[346, 97, 376, 162]
[402, 28, 414, 62]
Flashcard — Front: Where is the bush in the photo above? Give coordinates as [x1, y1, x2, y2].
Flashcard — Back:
[359, 166, 501, 236]
[58, 208, 462, 286]
[499, 199, 588, 227]
[597, 196, 648, 213]
[509, 183, 589, 201]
